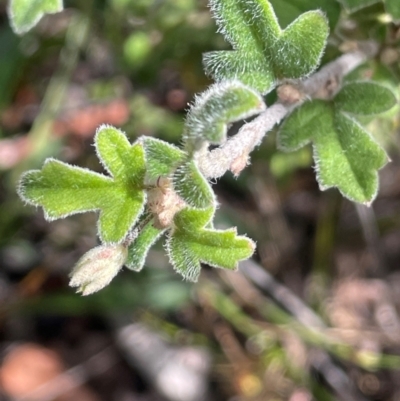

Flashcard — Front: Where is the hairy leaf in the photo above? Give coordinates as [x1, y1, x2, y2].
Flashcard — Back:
[166, 207, 255, 281]
[126, 218, 165, 272]
[184, 81, 265, 149]
[19, 126, 146, 243]
[142, 137, 186, 182]
[173, 160, 215, 209]
[9, 0, 63, 35]
[334, 81, 397, 116]
[203, 0, 329, 94]
[278, 98, 389, 204]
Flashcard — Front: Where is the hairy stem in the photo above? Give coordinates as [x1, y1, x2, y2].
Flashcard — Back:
[197, 41, 379, 179]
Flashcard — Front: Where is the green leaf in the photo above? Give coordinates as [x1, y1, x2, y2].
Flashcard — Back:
[278, 101, 328, 151]
[126, 218, 165, 272]
[278, 100, 388, 204]
[332, 113, 387, 202]
[272, 12, 329, 80]
[166, 207, 255, 281]
[9, 0, 63, 35]
[173, 206, 215, 232]
[142, 137, 186, 182]
[385, 0, 400, 20]
[95, 126, 144, 185]
[18, 126, 146, 243]
[203, 0, 329, 94]
[173, 160, 215, 209]
[334, 81, 397, 116]
[184, 81, 265, 149]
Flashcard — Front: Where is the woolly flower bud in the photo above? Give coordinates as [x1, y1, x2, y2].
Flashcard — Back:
[69, 244, 128, 296]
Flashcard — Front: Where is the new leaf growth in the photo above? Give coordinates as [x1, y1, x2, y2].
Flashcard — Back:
[203, 0, 329, 93]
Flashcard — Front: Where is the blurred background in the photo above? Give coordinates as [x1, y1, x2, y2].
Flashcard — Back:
[1, 0, 400, 400]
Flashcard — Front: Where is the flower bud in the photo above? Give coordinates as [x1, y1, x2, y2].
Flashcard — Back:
[69, 244, 128, 296]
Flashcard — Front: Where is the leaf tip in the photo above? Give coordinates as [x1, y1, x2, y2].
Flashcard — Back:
[17, 157, 57, 206]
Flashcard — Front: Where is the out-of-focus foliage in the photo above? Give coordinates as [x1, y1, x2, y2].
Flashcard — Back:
[8, 0, 63, 34]
[340, 0, 400, 20]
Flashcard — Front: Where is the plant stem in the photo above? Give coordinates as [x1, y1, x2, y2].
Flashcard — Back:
[197, 41, 379, 179]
